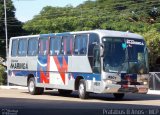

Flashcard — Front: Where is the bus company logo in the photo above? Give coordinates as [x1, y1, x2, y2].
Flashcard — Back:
[127, 40, 144, 46]
[10, 62, 28, 69]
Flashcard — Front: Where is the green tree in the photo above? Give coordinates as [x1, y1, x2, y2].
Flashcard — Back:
[0, 0, 24, 59]
[142, 29, 160, 66]
[0, 64, 6, 85]
[23, 0, 160, 68]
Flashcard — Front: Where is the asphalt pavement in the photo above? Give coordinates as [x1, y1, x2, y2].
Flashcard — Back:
[0, 89, 160, 115]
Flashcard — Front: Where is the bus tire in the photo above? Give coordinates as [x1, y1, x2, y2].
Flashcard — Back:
[58, 89, 72, 95]
[28, 77, 44, 95]
[78, 79, 89, 99]
[113, 93, 125, 99]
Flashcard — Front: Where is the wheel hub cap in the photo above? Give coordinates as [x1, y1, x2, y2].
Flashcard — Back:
[79, 84, 84, 96]
[29, 81, 34, 92]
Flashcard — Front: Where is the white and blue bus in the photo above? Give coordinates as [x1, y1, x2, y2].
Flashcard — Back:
[8, 30, 149, 99]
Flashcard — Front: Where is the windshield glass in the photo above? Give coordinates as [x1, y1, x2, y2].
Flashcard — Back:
[102, 37, 149, 74]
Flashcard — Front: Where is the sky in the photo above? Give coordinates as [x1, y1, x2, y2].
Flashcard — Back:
[12, 0, 88, 22]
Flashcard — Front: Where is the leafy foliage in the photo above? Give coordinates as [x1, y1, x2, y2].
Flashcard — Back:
[142, 29, 160, 66]
[23, 0, 160, 33]
[23, 0, 160, 67]
[0, 64, 6, 85]
[0, 0, 25, 58]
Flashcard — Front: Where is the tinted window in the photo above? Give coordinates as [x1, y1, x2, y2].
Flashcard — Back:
[88, 33, 99, 56]
[28, 38, 38, 56]
[11, 39, 18, 56]
[93, 46, 101, 73]
[18, 39, 27, 56]
[61, 36, 73, 55]
[39, 37, 49, 55]
[74, 34, 88, 55]
[103, 38, 125, 72]
[50, 36, 61, 55]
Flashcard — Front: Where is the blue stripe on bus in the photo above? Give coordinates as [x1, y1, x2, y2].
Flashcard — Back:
[9, 70, 101, 81]
[8, 70, 36, 77]
[72, 73, 101, 81]
[38, 55, 48, 64]
[37, 55, 49, 83]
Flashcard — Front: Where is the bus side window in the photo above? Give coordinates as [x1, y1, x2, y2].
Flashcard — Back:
[50, 36, 62, 55]
[18, 38, 27, 56]
[88, 33, 100, 56]
[61, 35, 73, 55]
[50, 37, 54, 55]
[11, 39, 18, 57]
[28, 38, 38, 56]
[50, 36, 61, 55]
[74, 36, 80, 55]
[39, 37, 49, 55]
[74, 34, 88, 55]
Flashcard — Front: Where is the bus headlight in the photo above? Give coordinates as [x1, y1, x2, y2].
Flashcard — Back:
[106, 80, 112, 84]
[143, 81, 148, 85]
[106, 80, 116, 84]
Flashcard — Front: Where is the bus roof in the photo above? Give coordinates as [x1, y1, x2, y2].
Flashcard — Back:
[10, 30, 144, 40]
[69, 30, 144, 39]
[10, 34, 54, 40]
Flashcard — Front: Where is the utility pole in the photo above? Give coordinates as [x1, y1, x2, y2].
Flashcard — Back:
[4, 0, 9, 86]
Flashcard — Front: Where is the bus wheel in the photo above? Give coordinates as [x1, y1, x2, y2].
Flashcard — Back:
[113, 93, 125, 99]
[58, 89, 72, 95]
[28, 77, 44, 95]
[78, 79, 89, 99]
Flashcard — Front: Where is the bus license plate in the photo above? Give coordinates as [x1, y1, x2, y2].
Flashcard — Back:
[139, 87, 147, 93]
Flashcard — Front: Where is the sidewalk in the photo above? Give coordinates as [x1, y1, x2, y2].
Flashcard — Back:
[0, 85, 28, 90]
[147, 89, 160, 95]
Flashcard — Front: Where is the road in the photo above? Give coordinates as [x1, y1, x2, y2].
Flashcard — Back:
[0, 89, 160, 115]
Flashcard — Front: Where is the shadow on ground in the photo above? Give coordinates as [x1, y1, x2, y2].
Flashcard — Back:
[22, 90, 160, 101]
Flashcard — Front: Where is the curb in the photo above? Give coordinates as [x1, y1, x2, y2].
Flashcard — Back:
[0, 86, 27, 90]
[147, 90, 160, 95]
[1, 86, 160, 95]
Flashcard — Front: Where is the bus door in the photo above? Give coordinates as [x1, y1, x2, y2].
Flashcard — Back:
[93, 45, 101, 73]
[92, 45, 102, 92]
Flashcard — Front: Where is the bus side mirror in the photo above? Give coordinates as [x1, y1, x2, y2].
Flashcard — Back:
[100, 44, 104, 57]
[93, 43, 104, 57]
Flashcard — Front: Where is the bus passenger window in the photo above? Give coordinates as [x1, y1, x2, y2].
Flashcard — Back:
[18, 39, 27, 56]
[28, 38, 38, 56]
[61, 36, 73, 55]
[50, 36, 61, 55]
[74, 35, 88, 55]
[39, 38, 49, 55]
[11, 39, 18, 56]
[88, 33, 100, 56]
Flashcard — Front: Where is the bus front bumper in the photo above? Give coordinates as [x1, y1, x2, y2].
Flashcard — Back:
[103, 84, 148, 94]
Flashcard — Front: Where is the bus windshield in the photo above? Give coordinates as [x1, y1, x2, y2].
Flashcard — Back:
[102, 37, 149, 74]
